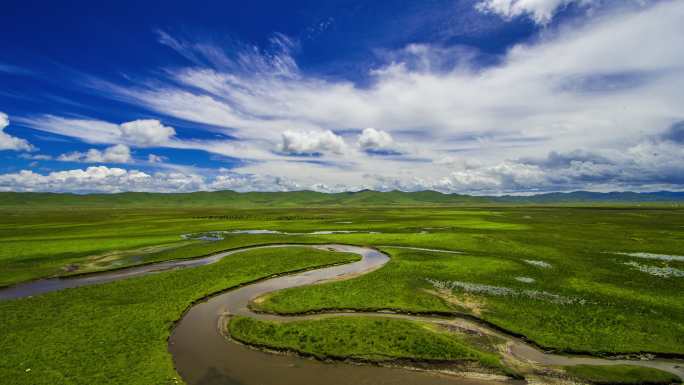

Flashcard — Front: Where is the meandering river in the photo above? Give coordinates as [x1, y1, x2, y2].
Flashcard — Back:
[1, 244, 682, 384]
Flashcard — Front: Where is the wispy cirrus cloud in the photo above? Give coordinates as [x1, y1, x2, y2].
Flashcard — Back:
[0, 63, 35, 76]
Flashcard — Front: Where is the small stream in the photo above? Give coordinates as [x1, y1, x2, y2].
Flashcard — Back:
[1, 244, 682, 384]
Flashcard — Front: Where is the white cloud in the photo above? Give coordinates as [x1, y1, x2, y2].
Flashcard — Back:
[88, 2, 681, 157]
[22, 117, 175, 148]
[0, 112, 34, 152]
[1, 133, 683, 194]
[208, 170, 301, 192]
[57, 144, 132, 164]
[475, 0, 597, 24]
[119, 119, 176, 146]
[0, 166, 205, 193]
[0, 166, 299, 194]
[19, 2, 684, 193]
[19, 153, 52, 160]
[156, 30, 299, 78]
[357, 128, 396, 153]
[280, 130, 346, 155]
[428, 136, 684, 194]
[434, 162, 549, 193]
[147, 154, 167, 163]
[23, 115, 280, 163]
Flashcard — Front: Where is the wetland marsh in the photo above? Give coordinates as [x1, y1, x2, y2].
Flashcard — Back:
[1, 201, 683, 385]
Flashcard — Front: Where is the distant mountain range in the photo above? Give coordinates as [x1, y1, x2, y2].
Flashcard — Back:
[495, 191, 684, 203]
[1, 190, 683, 207]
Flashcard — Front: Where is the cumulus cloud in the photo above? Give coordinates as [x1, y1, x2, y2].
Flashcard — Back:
[0, 166, 204, 193]
[0, 112, 34, 152]
[57, 144, 132, 164]
[0, 166, 301, 194]
[357, 128, 398, 154]
[475, 0, 597, 24]
[118, 119, 176, 146]
[434, 161, 547, 193]
[279, 130, 346, 155]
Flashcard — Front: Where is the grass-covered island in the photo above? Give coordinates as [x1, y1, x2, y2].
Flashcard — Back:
[228, 316, 506, 371]
[564, 365, 682, 385]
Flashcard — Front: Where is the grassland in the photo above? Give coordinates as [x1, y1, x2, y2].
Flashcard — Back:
[0, 206, 525, 286]
[564, 365, 681, 384]
[1, 201, 683, 383]
[248, 209, 684, 356]
[0, 247, 359, 385]
[228, 316, 505, 372]
[255, 244, 684, 354]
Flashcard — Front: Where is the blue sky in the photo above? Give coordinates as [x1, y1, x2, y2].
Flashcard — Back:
[1, 0, 683, 194]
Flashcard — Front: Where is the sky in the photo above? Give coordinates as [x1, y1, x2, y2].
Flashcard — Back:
[1, 0, 683, 194]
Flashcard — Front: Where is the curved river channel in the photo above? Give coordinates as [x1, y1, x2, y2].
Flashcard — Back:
[1, 244, 682, 384]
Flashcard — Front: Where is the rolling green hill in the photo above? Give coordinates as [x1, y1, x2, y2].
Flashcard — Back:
[0, 190, 486, 208]
[0, 190, 682, 208]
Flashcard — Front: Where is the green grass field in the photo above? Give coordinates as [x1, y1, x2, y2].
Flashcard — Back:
[564, 365, 681, 385]
[0, 206, 525, 286]
[0, 247, 359, 385]
[1, 202, 683, 384]
[228, 316, 506, 372]
[256, 245, 684, 354]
